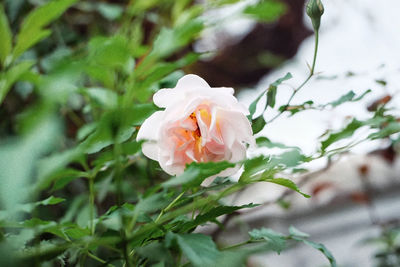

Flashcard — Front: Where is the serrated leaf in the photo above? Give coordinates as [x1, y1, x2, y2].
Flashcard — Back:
[248, 228, 287, 253]
[264, 178, 310, 198]
[163, 161, 235, 189]
[0, 5, 12, 65]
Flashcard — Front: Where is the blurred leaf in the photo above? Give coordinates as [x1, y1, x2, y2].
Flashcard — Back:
[151, 19, 203, 58]
[97, 3, 123, 21]
[13, 0, 78, 58]
[249, 228, 286, 253]
[0, 60, 34, 103]
[166, 232, 220, 267]
[88, 35, 131, 68]
[321, 119, 364, 152]
[256, 136, 299, 149]
[163, 161, 235, 189]
[243, 0, 287, 23]
[290, 226, 337, 267]
[0, 112, 61, 214]
[0, 4, 12, 65]
[327, 89, 371, 107]
[368, 121, 400, 140]
[269, 149, 308, 168]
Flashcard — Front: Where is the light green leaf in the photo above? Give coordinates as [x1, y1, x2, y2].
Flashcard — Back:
[368, 121, 400, 140]
[13, 0, 78, 58]
[0, 60, 34, 103]
[248, 228, 287, 253]
[0, 5, 12, 65]
[243, 0, 287, 23]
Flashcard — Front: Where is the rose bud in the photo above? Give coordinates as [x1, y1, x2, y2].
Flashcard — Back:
[306, 0, 324, 32]
[137, 74, 254, 177]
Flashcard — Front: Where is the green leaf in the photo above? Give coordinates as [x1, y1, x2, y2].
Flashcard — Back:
[180, 204, 259, 232]
[290, 226, 337, 267]
[151, 19, 203, 58]
[240, 155, 271, 182]
[0, 5, 12, 65]
[251, 115, 266, 134]
[163, 161, 235, 189]
[0, 60, 34, 103]
[88, 35, 131, 68]
[166, 232, 220, 266]
[96, 3, 123, 21]
[269, 149, 308, 168]
[243, 0, 287, 23]
[264, 178, 310, 198]
[38, 196, 65, 205]
[135, 192, 171, 215]
[0, 113, 61, 214]
[321, 119, 364, 152]
[248, 72, 292, 119]
[368, 121, 400, 140]
[327, 89, 371, 107]
[248, 228, 287, 253]
[13, 0, 78, 58]
[256, 136, 299, 149]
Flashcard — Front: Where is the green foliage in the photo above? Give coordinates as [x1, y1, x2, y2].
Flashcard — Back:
[243, 0, 287, 23]
[0, 0, 393, 266]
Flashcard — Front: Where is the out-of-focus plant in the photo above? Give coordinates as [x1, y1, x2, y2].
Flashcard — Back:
[0, 0, 399, 266]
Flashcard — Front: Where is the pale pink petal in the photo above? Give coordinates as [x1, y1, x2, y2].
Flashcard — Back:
[137, 111, 164, 141]
[175, 74, 210, 90]
[142, 143, 159, 161]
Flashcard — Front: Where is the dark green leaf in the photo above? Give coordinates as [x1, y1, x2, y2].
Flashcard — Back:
[251, 115, 266, 134]
[166, 232, 220, 267]
[180, 204, 258, 232]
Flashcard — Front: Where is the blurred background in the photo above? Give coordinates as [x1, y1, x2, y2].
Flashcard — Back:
[1, 0, 400, 266]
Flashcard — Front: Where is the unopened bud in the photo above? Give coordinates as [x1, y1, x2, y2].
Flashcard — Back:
[306, 0, 324, 32]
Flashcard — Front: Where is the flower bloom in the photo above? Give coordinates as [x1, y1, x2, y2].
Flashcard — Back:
[137, 74, 254, 176]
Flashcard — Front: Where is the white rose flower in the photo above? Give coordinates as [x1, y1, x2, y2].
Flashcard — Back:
[137, 74, 254, 176]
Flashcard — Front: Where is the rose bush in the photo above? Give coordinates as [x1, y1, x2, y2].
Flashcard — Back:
[137, 74, 254, 176]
